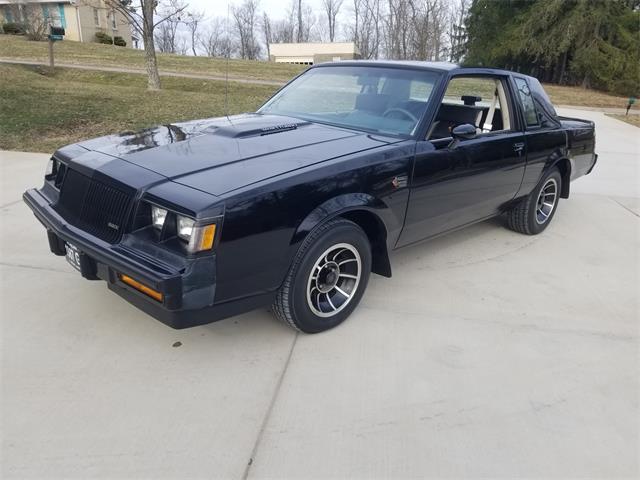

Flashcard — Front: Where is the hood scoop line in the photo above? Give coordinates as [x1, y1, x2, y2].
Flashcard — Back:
[206, 121, 310, 139]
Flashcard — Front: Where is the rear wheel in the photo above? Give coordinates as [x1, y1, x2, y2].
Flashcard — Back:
[272, 218, 372, 333]
[507, 168, 561, 235]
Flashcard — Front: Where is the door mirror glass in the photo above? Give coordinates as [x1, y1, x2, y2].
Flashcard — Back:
[451, 123, 477, 140]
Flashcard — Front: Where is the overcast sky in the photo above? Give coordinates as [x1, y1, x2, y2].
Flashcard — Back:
[187, 0, 330, 21]
[184, 0, 352, 34]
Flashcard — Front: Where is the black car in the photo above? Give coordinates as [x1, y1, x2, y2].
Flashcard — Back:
[24, 61, 597, 333]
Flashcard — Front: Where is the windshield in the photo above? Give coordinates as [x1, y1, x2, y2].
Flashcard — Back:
[259, 66, 440, 136]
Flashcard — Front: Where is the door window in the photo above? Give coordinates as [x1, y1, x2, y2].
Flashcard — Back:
[428, 76, 513, 140]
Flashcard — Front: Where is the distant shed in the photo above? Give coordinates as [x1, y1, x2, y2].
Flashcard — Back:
[269, 42, 361, 65]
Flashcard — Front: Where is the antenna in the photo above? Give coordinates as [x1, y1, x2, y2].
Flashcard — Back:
[224, 0, 231, 122]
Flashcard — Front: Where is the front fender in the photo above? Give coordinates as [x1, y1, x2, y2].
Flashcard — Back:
[292, 193, 399, 245]
[288, 192, 405, 278]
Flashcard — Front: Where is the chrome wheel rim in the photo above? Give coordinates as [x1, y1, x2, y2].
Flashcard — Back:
[535, 178, 558, 225]
[306, 243, 361, 318]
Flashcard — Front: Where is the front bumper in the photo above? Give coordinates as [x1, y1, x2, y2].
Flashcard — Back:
[23, 188, 272, 329]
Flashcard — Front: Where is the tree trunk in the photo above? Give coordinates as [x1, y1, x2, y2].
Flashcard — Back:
[558, 50, 567, 85]
[142, 1, 161, 90]
[143, 32, 161, 90]
[297, 0, 303, 42]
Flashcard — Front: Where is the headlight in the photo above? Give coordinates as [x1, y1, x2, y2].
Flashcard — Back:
[177, 214, 216, 253]
[151, 206, 168, 230]
[177, 215, 194, 241]
[45, 158, 59, 181]
[45, 158, 55, 176]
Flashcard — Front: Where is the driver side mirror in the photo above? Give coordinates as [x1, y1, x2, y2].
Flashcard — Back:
[448, 123, 477, 149]
[451, 123, 477, 140]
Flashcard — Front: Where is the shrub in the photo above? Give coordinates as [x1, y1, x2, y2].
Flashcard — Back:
[94, 32, 126, 47]
[95, 31, 112, 44]
[2, 22, 24, 35]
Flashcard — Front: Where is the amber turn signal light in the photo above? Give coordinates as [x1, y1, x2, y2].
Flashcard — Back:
[119, 274, 163, 302]
[198, 224, 216, 251]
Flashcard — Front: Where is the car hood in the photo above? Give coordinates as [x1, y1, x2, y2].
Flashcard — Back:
[73, 113, 401, 196]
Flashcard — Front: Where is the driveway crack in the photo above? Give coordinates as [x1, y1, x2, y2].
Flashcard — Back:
[242, 330, 299, 480]
[609, 197, 639, 218]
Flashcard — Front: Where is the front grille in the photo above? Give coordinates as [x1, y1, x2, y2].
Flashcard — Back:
[55, 169, 133, 243]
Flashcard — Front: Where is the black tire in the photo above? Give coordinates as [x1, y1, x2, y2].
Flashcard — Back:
[272, 218, 372, 333]
[507, 168, 562, 235]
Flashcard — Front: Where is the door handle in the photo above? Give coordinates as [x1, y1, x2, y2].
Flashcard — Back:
[513, 142, 525, 153]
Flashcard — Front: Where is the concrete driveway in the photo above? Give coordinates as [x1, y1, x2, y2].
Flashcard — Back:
[1, 109, 638, 479]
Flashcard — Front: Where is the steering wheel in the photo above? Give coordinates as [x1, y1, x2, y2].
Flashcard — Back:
[382, 107, 418, 123]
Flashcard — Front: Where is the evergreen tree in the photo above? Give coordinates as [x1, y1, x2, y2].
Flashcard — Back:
[463, 0, 639, 95]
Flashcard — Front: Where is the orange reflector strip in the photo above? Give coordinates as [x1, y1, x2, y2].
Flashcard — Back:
[199, 224, 216, 251]
[119, 274, 163, 302]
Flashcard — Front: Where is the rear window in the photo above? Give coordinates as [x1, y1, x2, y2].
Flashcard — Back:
[515, 77, 539, 127]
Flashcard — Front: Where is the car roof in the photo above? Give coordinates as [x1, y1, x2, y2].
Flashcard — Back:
[311, 60, 516, 77]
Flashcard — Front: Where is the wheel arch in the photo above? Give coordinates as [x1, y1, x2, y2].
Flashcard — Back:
[291, 193, 395, 278]
[550, 157, 571, 198]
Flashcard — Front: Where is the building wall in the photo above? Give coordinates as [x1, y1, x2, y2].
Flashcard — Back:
[0, 1, 132, 47]
[269, 42, 360, 65]
[62, 4, 80, 42]
[312, 53, 360, 63]
[270, 52, 360, 65]
[77, 0, 133, 47]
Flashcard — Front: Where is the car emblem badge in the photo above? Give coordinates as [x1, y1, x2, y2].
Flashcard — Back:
[107, 222, 120, 230]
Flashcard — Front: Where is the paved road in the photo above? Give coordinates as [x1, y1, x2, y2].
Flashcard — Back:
[1, 109, 638, 478]
[0, 58, 286, 86]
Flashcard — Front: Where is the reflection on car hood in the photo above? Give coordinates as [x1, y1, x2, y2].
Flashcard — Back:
[72, 113, 399, 196]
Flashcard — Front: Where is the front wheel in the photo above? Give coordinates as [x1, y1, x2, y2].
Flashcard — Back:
[506, 168, 562, 235]
[272, 218, 372, 333]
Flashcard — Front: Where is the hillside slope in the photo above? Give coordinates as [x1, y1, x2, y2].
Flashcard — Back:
[0, 35, 305, 82]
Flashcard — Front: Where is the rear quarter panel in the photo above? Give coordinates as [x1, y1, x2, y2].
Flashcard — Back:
[559, 117, 597, 179]
[518, 129, 568, 197]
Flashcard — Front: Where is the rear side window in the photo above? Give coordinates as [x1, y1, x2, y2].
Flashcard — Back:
[515, 77, 539, 127]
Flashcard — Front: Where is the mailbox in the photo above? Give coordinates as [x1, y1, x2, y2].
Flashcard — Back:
[49, 26, 65, 41]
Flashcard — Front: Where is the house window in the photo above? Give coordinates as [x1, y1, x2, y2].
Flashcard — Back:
[3, 6, 14, 23]
[111, 10, 117, 29]
[93, 7, 100, 26]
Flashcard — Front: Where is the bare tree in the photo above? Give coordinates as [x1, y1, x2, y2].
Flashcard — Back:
[261, 12, 272, 59]
[297, 0, 303, 42]
[232, 0, 261, 60]
[322, 0, 343, 42]
[270, 18, 295, 43]
[349, 0, 382, 59]
[382, 0, 448, 61]
[185, 10, 204, 56]
[200, 17, 229, 57]
[102, 0, 188, 90]
[7, 1, 48, 41]
[384, 0, 410, 59]
[153, 0, 185, 54]
[448, 0, 468, 63]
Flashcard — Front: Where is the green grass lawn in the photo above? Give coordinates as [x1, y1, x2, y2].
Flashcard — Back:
[1, 34, 635, 153]
[0, 64, 279, 152]
[606, 113, 640, 127]
[0, 35, 305, 82]
[1, 35, 631, 107]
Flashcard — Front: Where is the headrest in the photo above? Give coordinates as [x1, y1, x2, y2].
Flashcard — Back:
[355, 93, 390, 114]
[462, 95, 482, 106]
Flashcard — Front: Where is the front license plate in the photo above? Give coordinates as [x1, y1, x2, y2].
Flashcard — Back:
[65, 242, 82, 271]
